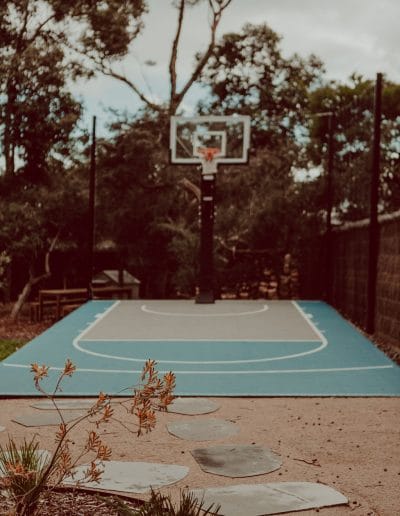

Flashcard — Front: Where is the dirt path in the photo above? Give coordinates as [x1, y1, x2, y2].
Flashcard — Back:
[1, 396, 399, 515]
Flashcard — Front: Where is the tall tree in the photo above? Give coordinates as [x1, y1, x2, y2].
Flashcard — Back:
[95, 111, 200, 297]
[308, 75, 400, 220]
[1, 41, 81, 182]
[198, 23, 323, 141]
[87, 1, 234, 296]
[0, 0, 147, 177]
[196, 23, 325, 255]
[94, 0, 233, 115]
[91, 19, 399, 298]
[0, 166, 89, 318]
[94, 21, 327, 296]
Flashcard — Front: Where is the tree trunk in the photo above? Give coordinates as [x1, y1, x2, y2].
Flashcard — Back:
[3, 266, 12, 304]
[3, 92, 16, 177]
[10, 234, 59, 321]
[10, 269, 39, 321]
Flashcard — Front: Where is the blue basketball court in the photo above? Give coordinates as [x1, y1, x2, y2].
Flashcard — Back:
[1, 300, 399, 396]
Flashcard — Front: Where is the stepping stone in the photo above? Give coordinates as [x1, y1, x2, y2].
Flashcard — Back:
[63, 460, 189, 494]
[12, 411, 87, 427]
[190, 482, 348, 515]
[0, 450, 51, 477]
[191, 444, 281, 477]
[168, 397, 219, 415]
[167, 418, 238, 441]
[31, 399, 96, 410]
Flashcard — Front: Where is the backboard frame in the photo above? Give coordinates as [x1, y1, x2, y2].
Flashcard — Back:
[170, 115, 251, 167]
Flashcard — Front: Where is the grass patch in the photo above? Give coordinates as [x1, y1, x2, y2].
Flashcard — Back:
[0, 340, 25, 361]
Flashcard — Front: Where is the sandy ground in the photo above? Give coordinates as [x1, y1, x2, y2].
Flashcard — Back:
[0, 396, 399, 515]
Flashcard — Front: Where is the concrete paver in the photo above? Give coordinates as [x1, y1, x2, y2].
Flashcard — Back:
[31, 399, 95, 410]
[167, 418, 239, 441]
[191, 444, 282, 477]
[63, 460, 189, 494]
[190, 482, 348, 515]
[12, 411, 87, 427]
[168, 397, 220, 415]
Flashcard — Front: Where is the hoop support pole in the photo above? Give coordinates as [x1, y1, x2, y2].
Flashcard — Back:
[196, 164, 216, 304]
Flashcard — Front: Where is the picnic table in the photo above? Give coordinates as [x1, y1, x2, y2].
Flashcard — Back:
[37, 286, 132, 321]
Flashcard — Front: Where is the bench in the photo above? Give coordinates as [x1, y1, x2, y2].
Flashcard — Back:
[29, 300, 57, 322]
[30, 297, 87, 322]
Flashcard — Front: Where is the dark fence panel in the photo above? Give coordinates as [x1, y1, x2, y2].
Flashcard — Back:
[332, 225, 369, 329]
[375, 214, 400, 346]
[298, 236, 325, 300]
[331, 211, 400, 347]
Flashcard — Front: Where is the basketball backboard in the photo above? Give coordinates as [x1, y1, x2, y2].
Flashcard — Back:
[170, 115, 251, 167]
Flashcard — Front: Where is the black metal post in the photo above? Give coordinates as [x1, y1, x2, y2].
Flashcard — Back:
[196, 174, 215, 303]
[88, 116, 97, 300]
[366, 73, 382, 334]
[325, 112, 335, 303]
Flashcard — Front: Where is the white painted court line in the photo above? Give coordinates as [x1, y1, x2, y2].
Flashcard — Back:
[3, 364, 393, 374]
[73, 339, 327, 364]
[72, 300, 327, 365]
[69, 299, 327, 364]
[78, 301, 121, 340]
[141, 304, 269, 317]
[2, 300, 395, 392]
[80, 338, 322, 343]
[292, 300, 328, 346]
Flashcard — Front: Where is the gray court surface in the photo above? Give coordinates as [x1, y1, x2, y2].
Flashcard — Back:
[84, 300, 317, 341]
[1, 299, 399, 396]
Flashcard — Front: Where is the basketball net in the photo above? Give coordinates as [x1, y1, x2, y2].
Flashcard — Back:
[197, 147, 220, 175]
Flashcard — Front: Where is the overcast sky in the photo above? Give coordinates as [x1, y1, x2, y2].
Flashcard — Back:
[76, 0, 400, 131]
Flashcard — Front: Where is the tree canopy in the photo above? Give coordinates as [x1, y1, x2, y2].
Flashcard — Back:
[95, 0, 233, 115]
[307, 75, 400, 220]
[0, 0, 147, 178]
[1, 4, 399, 305]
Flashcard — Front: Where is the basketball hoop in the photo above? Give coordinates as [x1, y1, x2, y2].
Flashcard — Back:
[169, 115, 251, 304]
[197, 147, 220, 174]
[197, 147, 220, 161]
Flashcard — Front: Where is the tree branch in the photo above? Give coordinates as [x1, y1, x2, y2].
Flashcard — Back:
[99, 66, 163, 112]
[16, 0, 30, 53]
[55, 30, 163, 112]
[42, 19, 162, 113]
[179, 177, 201, 201]
[171, 0, 233, 113]
[27, 13, 58, 46]
[169, 0, 186, 106]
